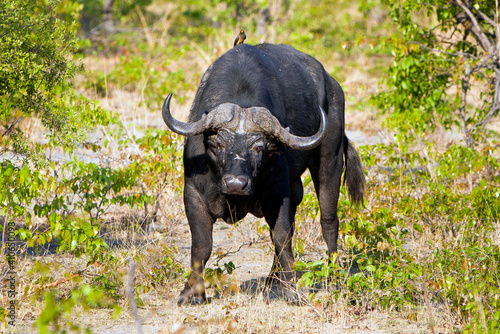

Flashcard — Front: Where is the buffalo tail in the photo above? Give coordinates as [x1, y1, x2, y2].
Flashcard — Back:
[343, 136, 366, 208]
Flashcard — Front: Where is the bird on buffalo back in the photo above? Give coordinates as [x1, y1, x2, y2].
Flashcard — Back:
[233, 29, 246, 47]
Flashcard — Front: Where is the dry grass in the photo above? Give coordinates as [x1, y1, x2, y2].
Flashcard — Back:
[2, 162, 460, 333]
[6, 213, 455, 333]
[3, 161, 462, 333]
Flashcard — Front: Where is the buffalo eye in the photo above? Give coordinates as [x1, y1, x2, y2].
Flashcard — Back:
[250, 139, 265, 154]
[252, 144, 264, 153]
[214, 129, 234, 152]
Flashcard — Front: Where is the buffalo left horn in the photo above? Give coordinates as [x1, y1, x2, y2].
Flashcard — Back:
[162, 94, 209, 136]
[250, 106, 328, 150]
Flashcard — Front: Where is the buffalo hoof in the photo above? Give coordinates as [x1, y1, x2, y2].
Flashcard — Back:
[284, 287, 308, 306]
[189, 296, 206, 305]
[264, 273, 281, 287]
[263, 282, 308, 305]
[176, 292, 207, 306]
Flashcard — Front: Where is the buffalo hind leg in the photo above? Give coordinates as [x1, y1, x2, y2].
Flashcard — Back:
[309, 154, 343, 258]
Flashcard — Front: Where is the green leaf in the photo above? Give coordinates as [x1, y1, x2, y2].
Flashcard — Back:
[70, 239, 77, 251]
[413, 224, 423, 233]
[365, 264, 376, 272]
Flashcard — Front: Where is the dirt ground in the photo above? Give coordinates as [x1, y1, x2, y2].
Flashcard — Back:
[7, 188, 447, 334]
[89, 220, 438, 334]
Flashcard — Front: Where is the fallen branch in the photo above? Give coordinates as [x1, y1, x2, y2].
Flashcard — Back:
[28, 272, 82, 295]
[214, 241, 256, 266]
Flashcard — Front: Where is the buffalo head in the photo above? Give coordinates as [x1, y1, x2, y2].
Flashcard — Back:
[162, 93, 327, 196]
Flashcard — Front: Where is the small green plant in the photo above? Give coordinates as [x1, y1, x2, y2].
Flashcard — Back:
[35, 285, 121, 334]
[294, 141, 500, 329]
[205, 261, 236, 296]
[138, 246, 185, 291]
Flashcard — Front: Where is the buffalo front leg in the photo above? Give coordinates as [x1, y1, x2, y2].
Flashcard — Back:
[177, 189, 215, 305]
[266, 178, 303, 285]
[264, 195, 295, 285]
[264, 195, 309, 304]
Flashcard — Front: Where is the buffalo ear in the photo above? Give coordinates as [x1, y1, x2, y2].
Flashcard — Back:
[266, 140, 284, 156]
[204, 133, 218, 152]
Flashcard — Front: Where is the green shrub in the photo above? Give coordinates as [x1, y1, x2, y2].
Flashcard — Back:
[0, 0, 112, 163]
[375, 0, 499, 147]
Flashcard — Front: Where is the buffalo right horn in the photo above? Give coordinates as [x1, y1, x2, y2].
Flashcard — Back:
[162, 94, 238, 136]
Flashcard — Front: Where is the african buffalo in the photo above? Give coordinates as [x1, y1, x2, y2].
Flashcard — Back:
[162, 43, 365, 305]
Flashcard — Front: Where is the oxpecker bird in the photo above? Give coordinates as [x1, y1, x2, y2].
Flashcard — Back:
[233, 30, 246, 47]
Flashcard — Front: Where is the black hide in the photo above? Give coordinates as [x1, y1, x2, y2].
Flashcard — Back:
[169, 43, 366, 305]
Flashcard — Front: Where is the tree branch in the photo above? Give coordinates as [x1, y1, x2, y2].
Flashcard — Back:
[408, 41, 479, 59]
[454, 0, 494, 53]
[2, 109, 24, 138]
[459, 63, 473, 147]
[126, 257, 143, 334]
[477, 69, 500, 132]
[476, 9, 496, 27]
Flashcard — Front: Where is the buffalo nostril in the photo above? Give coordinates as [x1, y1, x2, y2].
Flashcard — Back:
[223, 175, 251, 194]
[236, 176, 248, 188]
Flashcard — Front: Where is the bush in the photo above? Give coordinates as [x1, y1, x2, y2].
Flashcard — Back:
[374, 0, 499, 147]
[0, 0, 111, 163]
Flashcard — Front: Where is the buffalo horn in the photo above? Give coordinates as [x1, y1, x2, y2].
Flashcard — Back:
[162, 94, 208, 136]
[163, 94, 327, 150]
[162, 94, 236, 136]
[251, 106, 328, 150]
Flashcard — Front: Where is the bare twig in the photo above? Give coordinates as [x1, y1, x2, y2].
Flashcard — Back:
[190, 40, 212, 69]
[2, 110, 25, 138]
[478, 70, 500, 132]
[214, 241, 255, 266]
[459, 63, 473, 147]
[408, 41, 478, 59]
[126, 257, 143, 334]
[476, 9, 496, 27]
[1, 213, 9, 258]
[270, 0, 282, 43]
[136, 5, 154, 49]
[116, 113, 143, 158]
